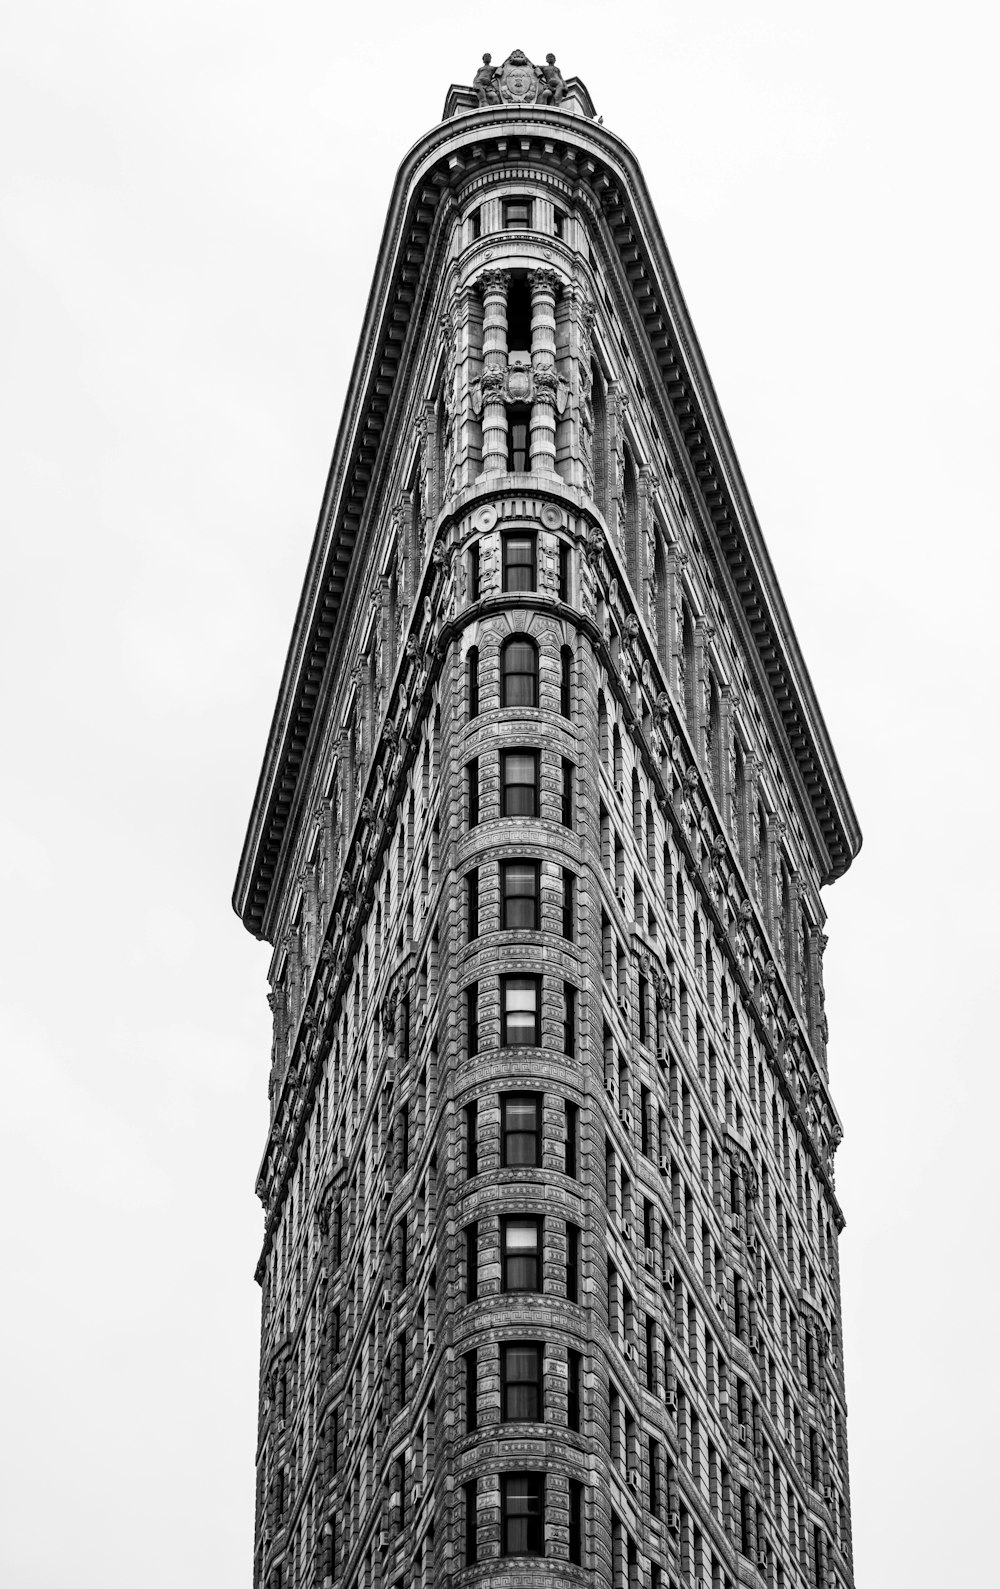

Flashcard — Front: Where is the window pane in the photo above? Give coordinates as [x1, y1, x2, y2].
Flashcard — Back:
[502, 861, 539, 929]
[503, 534, 536, 591]
[501, 752, 539, 818]
[503, 1093, 540, 1165]
[503, 977, 539, 1045]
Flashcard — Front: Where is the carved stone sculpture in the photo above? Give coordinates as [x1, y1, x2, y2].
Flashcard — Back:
[473, 53, 499, 106]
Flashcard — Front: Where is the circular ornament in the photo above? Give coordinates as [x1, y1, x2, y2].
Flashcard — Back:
[474, 504, 498, 532]
[540, 503, 563, 530]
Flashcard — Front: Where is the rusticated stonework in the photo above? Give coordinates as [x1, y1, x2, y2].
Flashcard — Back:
[234, 55, 861, 1589]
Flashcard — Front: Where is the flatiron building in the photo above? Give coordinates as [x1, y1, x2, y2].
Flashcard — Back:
[234, 49, 861, 1589]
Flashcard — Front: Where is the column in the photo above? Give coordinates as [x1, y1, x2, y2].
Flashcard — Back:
[479, 268, 509, 473]
[528, 266, 559, 474]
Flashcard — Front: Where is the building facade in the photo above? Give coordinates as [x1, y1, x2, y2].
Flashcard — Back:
[234, 50, 861, 1589]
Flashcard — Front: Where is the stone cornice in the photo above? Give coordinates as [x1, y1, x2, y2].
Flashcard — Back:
[234, 104, 860, 942]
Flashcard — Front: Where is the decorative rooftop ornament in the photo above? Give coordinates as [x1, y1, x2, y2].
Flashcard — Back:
[473, 49, 567, 107]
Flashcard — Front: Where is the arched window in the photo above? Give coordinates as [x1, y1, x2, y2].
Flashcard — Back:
[500, 636, 539, 707]
[467, 647, 480, 719]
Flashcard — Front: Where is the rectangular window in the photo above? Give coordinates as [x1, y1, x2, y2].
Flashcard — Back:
[466, 1222, 479, 1302]
[502, 1216, 542, 1292]
[502, 974, 541, 1045]
[502, 532, 536, 592]
[469, 540, 481, 600]
[503, 198, 533, 231]
[466, 984, 479, 1057]
[470, 207, 482, 241]
[467, 757, 480, 827]
[501, 749, 539, 817]
[568, 1478, 583, 1564]
[567, 1349, 582, 1432]
[464, 1480, 478, 1564]
[565, 1100, 578, 1178]
[467, 868, 479, 939]
[562, 868, 575, 940]
[561, 757, 574, 826]
[507, 406, 531, 473]
[465, 1349, 478, 1431]
[560, 645, 572, 716]
[554, 207, 567, 241]
[502, 1092, 542, 1166]
[501, 860, 540, 929]
[501, 1473, 545, 1556]
[501, 1342, 543, 1421]
[558, 539, 571, 601]
[564, 982, 577, 1058]
[468, 646, 479, 717]
[465, 1100, 478, 1177]
[566, 1221, 580, 1302]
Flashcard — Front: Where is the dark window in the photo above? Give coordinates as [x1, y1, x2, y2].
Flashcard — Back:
[554, 207, 567, 241]
[502, 975, 541, 1045]
[465, 1100, 478, 1177]
[467, 757, 480, 827]
[507, 276, 532, 349]
[566, 1222, 580, 1302]
[470, 207, 482, 241]
[567, 1350, 582, 1432]
[464, 1481, 478, 1563]
[561, 758, 574, 826]
[560, 645, 572, 716]
[502, 1216, 542, 1292]
[398, 1218, 408, 1286]
[466, 984, 479, 1056]
[501, 1474, 545, 1556]
[501, 749, 539, 817]
[502, 532, 536, 591]
[467, 647, 479, 717]
[466, 1222, 479, 1302]
[465, 1349, 478, 1431]
[564, 982, 577, 1057]
[501, 860, 540, 929]
[558, 540, 571, 601]
[467, 868, 479, 939]
[500, 636, 538, 707]
[562, 869, 575, 940]
[507, 406, 530, 472]
[568, 1479, 583, 1563]
[565, 1100, 578, 1179]
[502, 1092, 542, 1167]
[501, 1342, 543, 1421]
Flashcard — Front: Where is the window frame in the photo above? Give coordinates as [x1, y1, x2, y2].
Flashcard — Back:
[500, 635, 539, 708]
[501, 1215, 543, 1293]
[501, 859, 541, 930]
[501, 1341, 544, 1422]
[501, 1091, 543, 1168]
[500, 749, 539, 818]
[502, 531, 537, 592]
[501, 973, 542, 1046]
[500, 1472, 545, 1557]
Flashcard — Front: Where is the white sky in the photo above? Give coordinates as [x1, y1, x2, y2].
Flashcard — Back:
[2, 3, 997, 1585]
